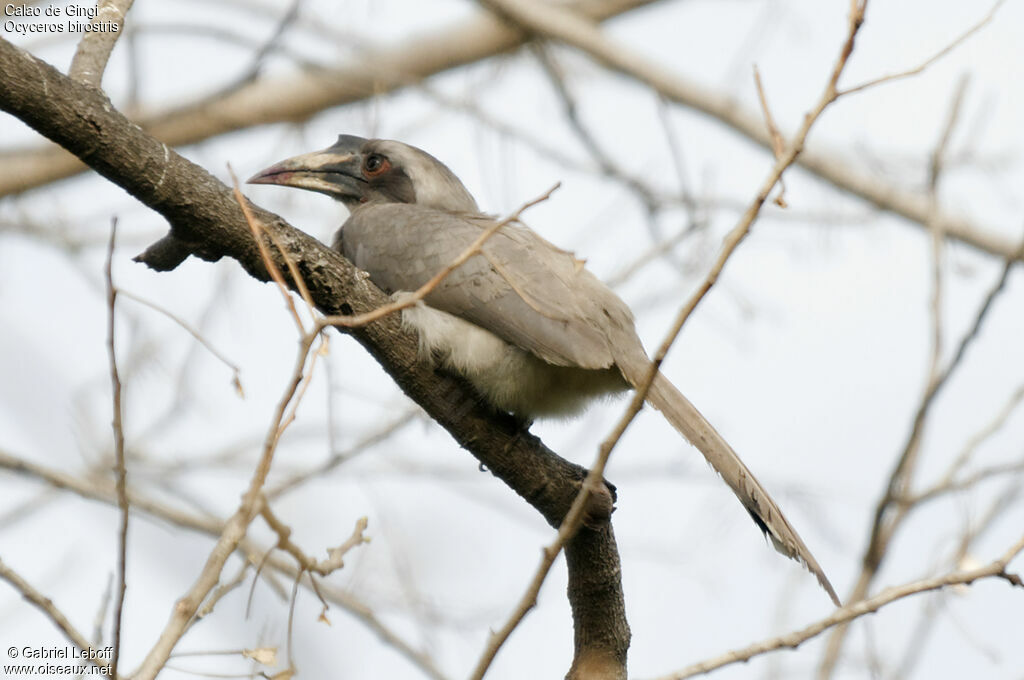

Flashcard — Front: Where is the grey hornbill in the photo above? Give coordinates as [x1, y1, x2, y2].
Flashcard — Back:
[249, 135, 840, 606]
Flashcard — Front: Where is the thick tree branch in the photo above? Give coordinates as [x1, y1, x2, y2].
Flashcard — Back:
[0, 37, 628, 678]
[0, 0, 656, 195]
[1, 2, 1015, 267]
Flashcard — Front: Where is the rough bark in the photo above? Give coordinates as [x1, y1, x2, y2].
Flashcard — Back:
[0, 37, 630, 678]
[0, 0, 657, 196]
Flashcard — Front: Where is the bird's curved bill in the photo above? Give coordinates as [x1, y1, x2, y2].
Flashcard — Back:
[247, 136, 368, 202]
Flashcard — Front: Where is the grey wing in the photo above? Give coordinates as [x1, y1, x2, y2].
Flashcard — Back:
[339, 204, 638, 370]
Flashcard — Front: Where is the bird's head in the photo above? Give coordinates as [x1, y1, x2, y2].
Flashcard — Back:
[248, 135, 479, 213]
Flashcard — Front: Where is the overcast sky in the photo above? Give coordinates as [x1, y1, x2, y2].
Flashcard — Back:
[2, 1, 1023, 679]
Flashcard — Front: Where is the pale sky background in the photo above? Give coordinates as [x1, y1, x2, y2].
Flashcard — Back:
[1, 1, 1023, 679]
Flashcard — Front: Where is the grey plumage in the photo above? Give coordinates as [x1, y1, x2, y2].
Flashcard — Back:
[249, 135, 840, 606]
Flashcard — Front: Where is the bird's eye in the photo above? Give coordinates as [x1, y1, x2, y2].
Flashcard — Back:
[364, 154, 389, 176]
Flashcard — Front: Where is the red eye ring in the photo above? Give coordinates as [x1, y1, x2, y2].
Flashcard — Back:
[364, 154, 390, 177]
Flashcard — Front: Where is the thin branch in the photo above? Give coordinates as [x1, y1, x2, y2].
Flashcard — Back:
[819, 227, 1024, 677]
[265, 408, 417, 499]
[234, 0, 301, 83]
[231, 166, 330, 457]
[838, 0, 1006, 96]
[316, 182, 560, 330]
[634, 0, 868, 408]
[195, 561, 251, 620]
[284, 569, 302, 673]
[877, 233, 1023, 541]
[263, 222, 315, 311]
[471, 0, 1020, 263]
[229, 165, 309, 332]
[92, 573, 114, 650]
[655, 94, 693, 206]
[911, 459, 1024, 506]
[653, 532, 1024, 680]
[468, 2, 870, 675]
[928, 76, 970, 195]
[165, 645, 280, 677]
[278, 337, 324, 439]
[130, 329, 318, 680]
[750, 72, 782, 142]
[260, 502, 369, 577]
[925, 75, 969, 387]
[0, 447, 448, 680]
[532, 42, 661, 213]
[0, 0, 657, 195]
[752, 64, 787, 206]
[105, 219, 130, 679]
[117, 289, 244, 396]
[68, 0, 135, 86]
[927, 382, 1024, 492]
[3, 1, 1016, 265]
[0, 557, 114, 676]
[0, 40, 627, 680]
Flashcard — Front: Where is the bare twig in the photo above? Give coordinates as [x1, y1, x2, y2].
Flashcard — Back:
[532, 43, 661, 213]
[752, 64, 787, 206]
[908, 459, 1024, 507]
[653, 533, 1024, 680]
[839, 1, 1006, 96]
[284, 569, 302, 674]
[655, 94, 693, 205]
[605, 221, 699, 288]
[124, 169, 358, 675]
[917, 383, 1024, 499]
[0, 447, 448, 680]
[263, 220, 315, 312]
[233, 166, 328, 451]
[266, 409, 418, 499]
[633, 0, 868, 425]
[117, 289, 244, 396]
[469, 3, 871, 675]
[229, 166, 311, 331]
[165, 645, 279, 677]
[0, 0, 657, 195]
[0, 557, 114, 675]
[4, 1, 1015, 265]
[130, 329, 318, 679]
[317, 182, 560, 330]
[235, 0, 301, 83]
[819, 228, 1024, 678]
[105, 219, 130, 678]
[928, 76, 970, 196]
[195, 561, 251, 619]
[471, 0, 1020, 263]
[92, 574, 114, 649]
[925, 75, 970, 386]
[261, 502, 370, 577]
[68, 0, 135, 86]
[278, 338, 325, 438]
